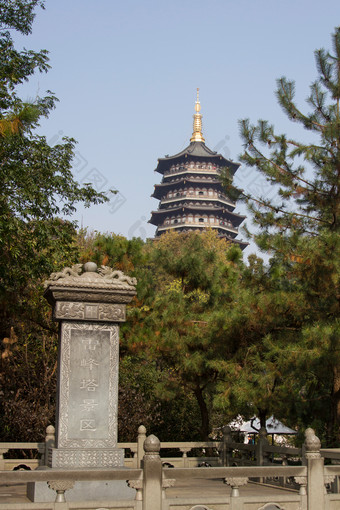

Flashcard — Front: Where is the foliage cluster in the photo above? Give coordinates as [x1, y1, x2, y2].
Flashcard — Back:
[1, 1, 340, 446]
[233, 27, 340, 443]
[0, 0, 109, 441]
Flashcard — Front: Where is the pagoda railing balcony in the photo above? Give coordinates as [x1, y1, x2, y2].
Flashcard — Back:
[157, 223, 239, 235]
[158, 219, 238, 235]
[161, 194, 234, 207]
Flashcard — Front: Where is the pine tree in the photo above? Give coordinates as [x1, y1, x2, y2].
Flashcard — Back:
[121, 230, 245, 440]
[237, 28, 340, 443]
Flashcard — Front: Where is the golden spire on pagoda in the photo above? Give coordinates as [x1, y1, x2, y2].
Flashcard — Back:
[190, 88, 205, 143]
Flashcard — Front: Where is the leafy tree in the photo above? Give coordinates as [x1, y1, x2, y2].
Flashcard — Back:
[0, 0, 110, 440]
[235, 27, 340, 443]
[77, 230, 146, 275]
[118, 355, 202, 442]
[76, 230, 204, 441]
[122, 230, 245, 439]
[0, 0, 110, 333]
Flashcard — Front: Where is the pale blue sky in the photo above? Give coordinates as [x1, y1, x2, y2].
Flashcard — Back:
[15, 0, 340, 257]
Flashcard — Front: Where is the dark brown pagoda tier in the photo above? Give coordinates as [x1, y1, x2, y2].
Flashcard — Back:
[150, 205, 245, 226]
[152, 177, 231, 198]
[156, 222, 239, 238]
[156, 141, 240, 175]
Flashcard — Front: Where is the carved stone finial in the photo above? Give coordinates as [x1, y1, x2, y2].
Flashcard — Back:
[83, 261, 98, 272]
[127, 479, 143, 489]
[47, 480, 75, 503]
[44, 263, 137, 289]
[224, 477, 248, 487]
[222, 425, 232, 446]
[304, 428, 321, 458]
[294, 476, 307, 495]
[45, 424, 55, 448]
[162, 478, 176, 489]
[138, 425, 146, 434]
[224, 477, 248, 497]
[144, 434, 161, 454]
[97, 266, 137, 286]
[43, 262, 137, 309]
[46, 425, 55, 435]
[44, 264, 82, 286]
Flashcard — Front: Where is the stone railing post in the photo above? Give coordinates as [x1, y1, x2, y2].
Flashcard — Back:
[281, 455, 288, 486]
[179, 447, 191, 467]
[294, 476, 307, 496]
[305, 428, 324, 510]
[255, 427, 268, 483]
[47, 480, 75, 503]
[221, 426, 232, 466]
[137, 425, 147, 468]
[0, 448, 9, 470]
[225, 477, 248, 510]
[130, 446, 138, 468]
[143, 435, 162, 510]
[44, 425, 55, 467]
[127, 479, 143, 507]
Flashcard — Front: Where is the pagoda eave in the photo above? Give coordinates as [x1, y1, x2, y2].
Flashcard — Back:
[155, 142, 240, 175]
[155, 223, 239, 237]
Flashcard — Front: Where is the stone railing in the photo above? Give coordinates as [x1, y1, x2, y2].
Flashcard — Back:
[1, 428, 340, 510]
[0, 441, 45, 470]
[0, 425, 220, 471]
[220, 426, 303, 469]
[0, 423, 310, 472]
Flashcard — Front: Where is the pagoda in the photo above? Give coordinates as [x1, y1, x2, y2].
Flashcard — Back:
[149, 90, 247, 249]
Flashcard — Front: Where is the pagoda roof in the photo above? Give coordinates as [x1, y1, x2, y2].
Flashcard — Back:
[220, 236, 249, 250]
[155, 141, 240, 175]
[149, 205, 245, 226]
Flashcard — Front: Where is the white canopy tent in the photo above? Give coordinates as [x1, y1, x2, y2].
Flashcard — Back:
[228, 415, 297, 444]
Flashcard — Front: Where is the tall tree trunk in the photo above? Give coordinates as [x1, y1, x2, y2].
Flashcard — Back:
[258, 408, 267, 429]
[194, 385, 210, 440]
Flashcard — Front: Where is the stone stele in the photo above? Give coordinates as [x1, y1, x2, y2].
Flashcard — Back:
[27, 262, 137, 502]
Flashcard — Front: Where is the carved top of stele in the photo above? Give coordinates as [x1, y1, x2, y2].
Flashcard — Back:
[44, 262, 137, 305]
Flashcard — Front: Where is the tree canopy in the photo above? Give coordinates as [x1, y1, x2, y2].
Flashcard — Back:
[2, 8, 340, 446]
[0, 0, 110, 441]
[234, 27, 340, 443]
[0, 0, 110, 334]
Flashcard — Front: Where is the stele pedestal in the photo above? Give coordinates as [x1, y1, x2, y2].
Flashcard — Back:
[27, 262, 137, 502]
